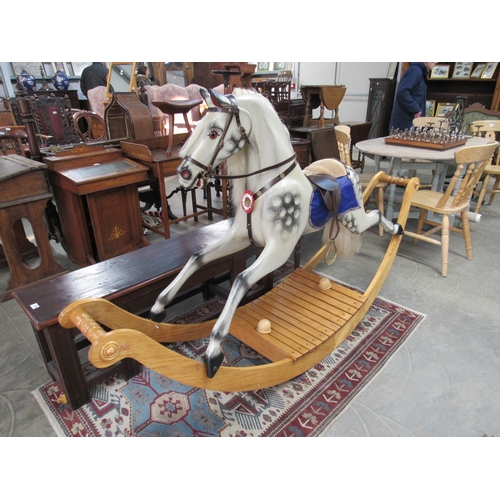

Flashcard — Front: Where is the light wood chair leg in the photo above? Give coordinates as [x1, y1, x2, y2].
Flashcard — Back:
[474, 173, 490, 213]
[461, 210, 473, 261]
[489, 175, 500, 205]
[377, 186, 384, 237]
[441, 214, 449, 277]
[415, 208, 426, 239]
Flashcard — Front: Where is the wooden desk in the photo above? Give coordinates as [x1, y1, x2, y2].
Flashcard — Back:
[44, 145, 149, 266]
[13, 219, 269, 409]
[290, 124, 340, 163]
[0, 155, 66, 301]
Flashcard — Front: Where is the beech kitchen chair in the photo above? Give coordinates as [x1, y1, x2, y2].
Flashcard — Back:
[403, 141, 498, 277]
[470, 120, 500, 214]
[335, 125, 388, 236]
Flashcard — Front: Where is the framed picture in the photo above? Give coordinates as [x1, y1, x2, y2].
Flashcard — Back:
[257, 62, 270, 72]
[11, 62, 43, 76]
[430, 65, 450, 79]
[481, 62, 498, 79]
[426, 100, 436, 117]
[471, 63, 486, 78]
[273, 62, 287, 71]
[70, 62, 92, 76]
[436, 102, 455, 117]
[452, 62, 472, 79]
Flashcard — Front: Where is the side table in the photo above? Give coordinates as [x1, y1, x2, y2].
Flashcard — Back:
[0, 154, 66, 301]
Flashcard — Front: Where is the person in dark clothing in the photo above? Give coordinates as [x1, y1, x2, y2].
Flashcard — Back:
[389, 62, 436, 131]
[80, 62, 109, 98]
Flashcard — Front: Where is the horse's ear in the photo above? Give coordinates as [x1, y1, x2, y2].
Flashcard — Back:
[200, 87, 212, 107]
[209, 88, 232, 108]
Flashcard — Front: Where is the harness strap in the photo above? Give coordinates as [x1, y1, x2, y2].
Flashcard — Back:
[247, 161, 298, 245]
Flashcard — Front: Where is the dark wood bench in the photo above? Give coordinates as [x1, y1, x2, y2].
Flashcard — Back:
[13, 219, 275, 409]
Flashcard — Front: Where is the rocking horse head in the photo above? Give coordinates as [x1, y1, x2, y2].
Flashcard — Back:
[177, 88, 253, 190]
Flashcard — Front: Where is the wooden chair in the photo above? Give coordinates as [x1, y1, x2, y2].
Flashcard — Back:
[470, 120, 500, 214]
[403, 142, 498, 277]
[335, 125, 388, 236]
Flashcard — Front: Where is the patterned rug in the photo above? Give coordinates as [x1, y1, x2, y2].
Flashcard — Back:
[33, 269, 425, 437]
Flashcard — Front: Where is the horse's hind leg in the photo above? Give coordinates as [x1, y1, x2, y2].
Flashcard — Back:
[341, 208, 404, 236]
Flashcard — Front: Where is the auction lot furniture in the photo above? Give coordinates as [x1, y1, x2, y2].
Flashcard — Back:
[300, 85, 346, 128]
[13, 219, 271, 409]
[403, 142, 498, 277]
[43, 144, 149, 266]
[0, 155, 65, 301]
[355, 136, 494, 220]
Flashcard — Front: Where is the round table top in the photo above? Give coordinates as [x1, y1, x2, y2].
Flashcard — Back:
[355, 136, 493, 162]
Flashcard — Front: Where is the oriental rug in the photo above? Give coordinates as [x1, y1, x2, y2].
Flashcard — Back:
[33, 269, 425, 437]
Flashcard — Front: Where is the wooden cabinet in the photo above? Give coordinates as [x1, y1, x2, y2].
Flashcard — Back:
[402, 62, 500, 112]
[43, 145, 149, 267]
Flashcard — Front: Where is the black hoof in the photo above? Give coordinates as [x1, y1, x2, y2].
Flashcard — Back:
[205, 351, 224, 378]
[395, 224, 404, 236]
[149, 309, 166, 323]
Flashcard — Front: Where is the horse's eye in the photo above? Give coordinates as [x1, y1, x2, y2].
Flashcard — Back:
[208, 129, 219, 140]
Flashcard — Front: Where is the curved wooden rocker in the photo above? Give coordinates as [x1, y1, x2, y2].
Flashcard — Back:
[59, 173, 419, 391]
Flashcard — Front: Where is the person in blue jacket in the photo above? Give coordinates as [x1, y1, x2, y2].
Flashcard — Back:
[389, 62, 436, 131]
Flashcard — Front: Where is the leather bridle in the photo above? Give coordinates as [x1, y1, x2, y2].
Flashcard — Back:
[181, 92, 299, 245]
[181, 93, 297, 183]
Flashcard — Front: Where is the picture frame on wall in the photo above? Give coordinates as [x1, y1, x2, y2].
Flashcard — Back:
[481, 62, 498, 79]
[430, 65, 450, 79]
[426, 100, 436, 117]
[257, 62, 270, 72]
[273, 62, 287, 71]
[471, 63, 486, 78]
[452, 62, 472, 79]
[436, 102, 455, 117]
[12, 62, 43, 76]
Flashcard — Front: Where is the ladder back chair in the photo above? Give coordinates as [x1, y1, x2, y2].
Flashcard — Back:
[403, 141, 499, 277]
[470, 120, 500, 214]
[335, 125, 388, 236]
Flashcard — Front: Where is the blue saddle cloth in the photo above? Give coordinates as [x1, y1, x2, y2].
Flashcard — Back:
[309, 175, 359, 228]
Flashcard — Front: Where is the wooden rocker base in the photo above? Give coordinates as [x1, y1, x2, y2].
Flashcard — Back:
[58, 174, 419, 392]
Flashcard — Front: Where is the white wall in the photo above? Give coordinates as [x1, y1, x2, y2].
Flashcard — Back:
[294, 62, 393, 122]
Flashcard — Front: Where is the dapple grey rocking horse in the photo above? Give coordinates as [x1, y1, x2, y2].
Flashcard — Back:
[148, 88, 404, 377]
[59, 89, 418, 391]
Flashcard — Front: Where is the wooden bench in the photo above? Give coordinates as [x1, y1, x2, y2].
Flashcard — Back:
[12, 219, 274, 409]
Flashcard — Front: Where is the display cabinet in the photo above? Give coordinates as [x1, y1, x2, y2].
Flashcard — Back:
[402, 62, 500, 113]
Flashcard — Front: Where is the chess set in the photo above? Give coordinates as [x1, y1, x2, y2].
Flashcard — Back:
[385, 123, 467, 150]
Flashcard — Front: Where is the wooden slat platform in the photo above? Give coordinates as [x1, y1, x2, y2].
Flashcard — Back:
[229, 268, 366, 362]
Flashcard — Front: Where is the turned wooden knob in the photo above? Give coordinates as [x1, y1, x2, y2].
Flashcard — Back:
[319, 277, 332, 290]
[257, 319, 272, 334]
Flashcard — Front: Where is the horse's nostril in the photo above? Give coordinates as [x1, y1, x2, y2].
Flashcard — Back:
[180, 168, 191, 180]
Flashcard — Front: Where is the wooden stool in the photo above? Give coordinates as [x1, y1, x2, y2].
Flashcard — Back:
[151, 99, 202, 153]
[0, 155, 65, 301]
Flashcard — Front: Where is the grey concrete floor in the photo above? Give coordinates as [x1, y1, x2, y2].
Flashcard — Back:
[1, 163, 499, 438]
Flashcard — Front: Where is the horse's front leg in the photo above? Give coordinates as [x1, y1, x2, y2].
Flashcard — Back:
[341, 207, 404, 236]
[149, 231, 249, 322]
[205, 241, 295, 377]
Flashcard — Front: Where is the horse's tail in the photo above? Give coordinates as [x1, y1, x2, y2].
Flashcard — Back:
[322, 220, 361, 260]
